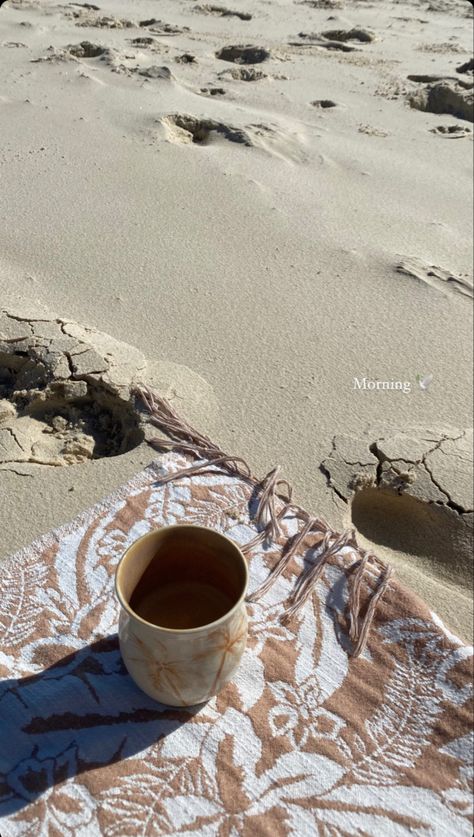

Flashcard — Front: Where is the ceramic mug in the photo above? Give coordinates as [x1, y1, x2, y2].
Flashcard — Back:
[115, 525, 248, 706]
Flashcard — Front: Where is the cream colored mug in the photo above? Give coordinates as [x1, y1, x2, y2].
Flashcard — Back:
[115, 525, 248, 706]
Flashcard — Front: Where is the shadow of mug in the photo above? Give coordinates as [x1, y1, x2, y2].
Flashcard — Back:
[0, 635, 200, 816]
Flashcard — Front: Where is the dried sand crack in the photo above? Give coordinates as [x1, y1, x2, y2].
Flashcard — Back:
[321, 426, 473, 586]
[0, 310, 147, 466]
[0, 309, 217, 470]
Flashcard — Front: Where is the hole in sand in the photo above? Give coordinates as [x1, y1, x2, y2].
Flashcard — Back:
[139, 66, 173, 80]
[456, 57, 474, 75]
[409, 82, 473, 122]
[322, 27, 374, 43]
[351, 487, 471, 586]
[172, 117, 211, 144]
[162, 114, 251, 146]
[430, 124, 472, 137]
[0, 350, 143, 466]
[67, 41, 107, 58]
[215, 45, 270, 64]
[219, 67, 267, 81]
[175, 53, 197, 64]
[72, 12, 136, 29]
[311, 99, 337, 108]
[129, 36, 156, 47]
[200, 87, 226, 96]
[139, 19, 188, 34]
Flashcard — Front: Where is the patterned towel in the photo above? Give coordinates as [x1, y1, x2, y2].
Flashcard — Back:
[0, 451, 472, 836]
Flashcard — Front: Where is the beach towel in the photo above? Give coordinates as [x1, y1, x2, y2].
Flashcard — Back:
[0, 389, 472, 836]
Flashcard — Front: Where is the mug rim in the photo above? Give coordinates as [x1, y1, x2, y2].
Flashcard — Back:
[115, 524, 249, 634]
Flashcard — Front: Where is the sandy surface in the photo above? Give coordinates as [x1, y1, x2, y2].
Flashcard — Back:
[0, 0, 473, 640]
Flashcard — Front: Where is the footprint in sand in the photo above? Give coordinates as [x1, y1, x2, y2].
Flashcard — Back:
[65, 9, 188, 33]
[408, 80, 473, 122]
[396, 257, 473, 300]
[311, 99, 338, 108]
[456, 57, 474, 75]
[67, 41, 108, 58]
[139, 66, 173, 80]
[417, 41, 469, 55]
[70, 11, 136, 29]
[298, 0, 344, 7]
[69, 2, 101, 10]
[430, 124, 472, 138]
[199, 87, 226, 96]
[158, 114, 306, 162]
[293, 33, 359, 53]
[128, 36, 157, 48]
[32, 42, 142, 76]
[218, 67, 268, 81]
[358, 124, 389, 136]
[321, 425, 473, 588]
[194, 4, 252, 21]
[407, 73, 472, 86]
[32, 41, 106, 63]
[139, 19, 189, 35]
[160, 114, 253, 146]
[175, 53, 197, 64]
[321, 27, 375, 43]
[7, 0, 41, 9]
[215, 45, 271, 64]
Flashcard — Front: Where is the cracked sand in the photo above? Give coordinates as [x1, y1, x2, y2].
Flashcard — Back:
[0, 308, 147, 466]
[321, 425, 473, 587]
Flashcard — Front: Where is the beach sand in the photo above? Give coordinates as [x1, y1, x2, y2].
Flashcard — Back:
[0, 0, 472, 639]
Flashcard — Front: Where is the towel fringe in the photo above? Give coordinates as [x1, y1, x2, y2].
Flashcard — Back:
[349, 554, 371, 642]
[281, 528, 355, 622]
[240, 501, 291, 556]
[246, 515, 317, 603]
[139, 385, 251, 478]
[350, 563, 394, 658]
[255, 466, 292, 542]
[134, 385, 393, 658]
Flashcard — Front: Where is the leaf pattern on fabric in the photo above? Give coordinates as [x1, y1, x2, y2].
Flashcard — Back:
[348, 648, 445, 785]
[0, 452, 472, 836]
[0, 554, 50, 651]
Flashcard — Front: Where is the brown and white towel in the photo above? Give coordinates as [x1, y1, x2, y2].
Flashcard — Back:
[0, 450, 472, 836]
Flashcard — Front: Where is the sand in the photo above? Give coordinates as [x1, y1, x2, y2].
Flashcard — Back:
[0, 0, 472, 640]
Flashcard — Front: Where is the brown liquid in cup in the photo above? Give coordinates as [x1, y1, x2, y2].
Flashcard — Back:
[129, 536, 243, 630]
[132, 582, 233, 630]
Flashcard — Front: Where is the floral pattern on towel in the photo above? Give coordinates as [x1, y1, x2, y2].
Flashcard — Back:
[0, 453, 472, 836]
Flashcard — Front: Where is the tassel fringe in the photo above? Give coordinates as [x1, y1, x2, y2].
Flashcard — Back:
[246, 516, 317, 603]
[134, 385, 393, 658]
[281, 528, 355, 623]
